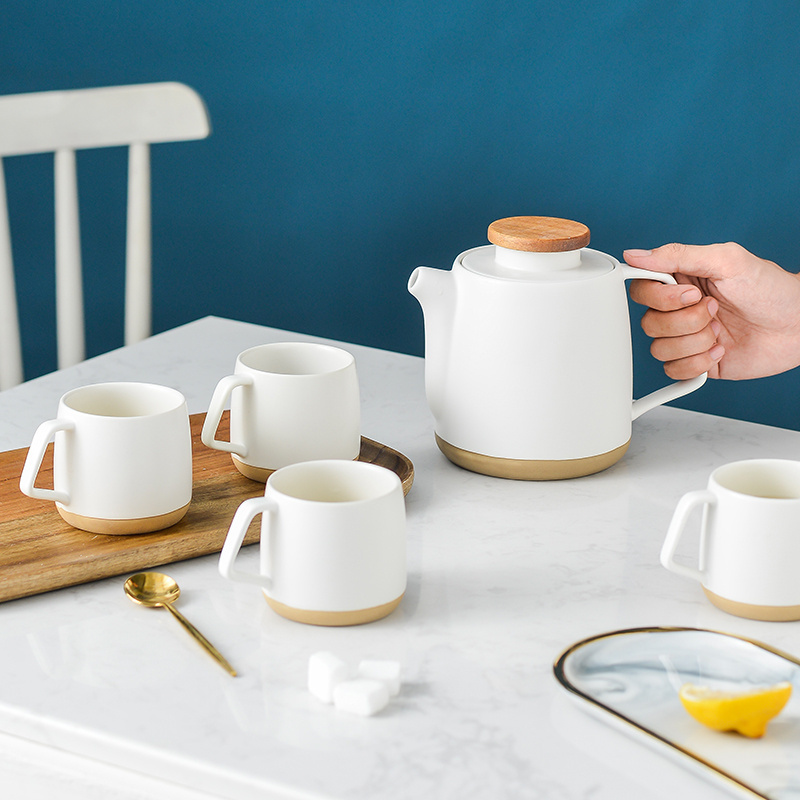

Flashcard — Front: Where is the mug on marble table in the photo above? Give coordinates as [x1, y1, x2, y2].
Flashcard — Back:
[661, 458, 800, 621]
[219, 459, 406, 626]
[201, 342, 361, 482]
[19, 382, 192, 535]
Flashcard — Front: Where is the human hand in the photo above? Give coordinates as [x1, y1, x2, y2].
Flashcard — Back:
[625, 243, 800, 380]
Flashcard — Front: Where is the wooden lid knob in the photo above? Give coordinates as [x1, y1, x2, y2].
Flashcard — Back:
[487, 216, 590, 252]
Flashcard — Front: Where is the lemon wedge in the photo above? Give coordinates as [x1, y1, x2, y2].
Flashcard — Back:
[679, 682, 792, 738]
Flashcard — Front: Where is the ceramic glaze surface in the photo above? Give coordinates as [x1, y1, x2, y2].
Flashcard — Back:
[219, 459, 407, 620]
[202, 342, 361, 474]
[20, 382, 192, 524]
[663, 459, 800, 613]
[462, 243, 613, 281]
[448, 246, 633, 460]
[410, 241, 704, 466]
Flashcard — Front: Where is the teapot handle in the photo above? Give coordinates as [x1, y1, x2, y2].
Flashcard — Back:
[621, 264, 708, 421]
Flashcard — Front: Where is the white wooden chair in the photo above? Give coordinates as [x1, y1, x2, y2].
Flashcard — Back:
[0, 82, 210, 390]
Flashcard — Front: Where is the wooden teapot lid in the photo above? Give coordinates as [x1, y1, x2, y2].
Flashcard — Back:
[487, 216, 590, 252]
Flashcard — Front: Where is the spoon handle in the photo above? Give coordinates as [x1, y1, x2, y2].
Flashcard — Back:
[164, 603, 237, 677]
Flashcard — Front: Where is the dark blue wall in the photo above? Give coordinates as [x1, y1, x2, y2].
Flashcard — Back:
[2, 2, 800, 429]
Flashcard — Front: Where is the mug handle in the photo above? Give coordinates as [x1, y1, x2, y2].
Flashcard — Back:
[660, 489, 715, 583]
[19, 418, 75, 504]
[621, 265, 708, 420]
[201, 374, 253, 456]
[218, 496, 277, 588]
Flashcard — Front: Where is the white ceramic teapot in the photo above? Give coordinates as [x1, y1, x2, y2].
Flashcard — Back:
[408, 216, 707, 479]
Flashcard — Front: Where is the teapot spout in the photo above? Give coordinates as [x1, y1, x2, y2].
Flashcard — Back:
[408, 266, 455, 332]
[408, 265, 450, 306]
[408, 266, 455, 419]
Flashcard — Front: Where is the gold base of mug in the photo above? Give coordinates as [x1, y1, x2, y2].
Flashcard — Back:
[231, 456, 274, 482]
[231, 453, 360, 483]
[57, 502, 190, 535]
[263, 592, 404, 626]
[434, 434, 630, 480]
[703, 588, 800, 622]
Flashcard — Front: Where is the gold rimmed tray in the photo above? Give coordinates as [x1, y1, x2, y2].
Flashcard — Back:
[554, 627, 800, 799]
[0, 411, 413, 603]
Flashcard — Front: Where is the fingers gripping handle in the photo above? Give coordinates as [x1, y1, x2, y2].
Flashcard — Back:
[19, 418, 74, 504]
[201, 374, 252, 456]
[218, 496, 277, 588]
[660, 489, 715, 584]
[623, 265, 709, 420]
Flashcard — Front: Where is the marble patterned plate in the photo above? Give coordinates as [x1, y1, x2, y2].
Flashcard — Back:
[554, 627, 800, 799]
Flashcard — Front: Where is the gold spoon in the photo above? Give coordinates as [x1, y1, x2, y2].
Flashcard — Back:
[124, 571, 237, 677]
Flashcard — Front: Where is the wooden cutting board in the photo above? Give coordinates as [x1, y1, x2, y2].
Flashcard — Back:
[0, 412, 413, 603]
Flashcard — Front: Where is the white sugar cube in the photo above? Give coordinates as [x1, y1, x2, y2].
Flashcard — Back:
[357, 659, 401, 696]
[308, 651, 348, 704]
[333, 679, 390, 716]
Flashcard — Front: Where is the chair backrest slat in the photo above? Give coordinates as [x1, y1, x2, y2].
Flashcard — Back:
[0, 83, 209, 156]
[125, 142, 152, 346]
[54, 147, 84, 369]
[0, 161, 23, 389]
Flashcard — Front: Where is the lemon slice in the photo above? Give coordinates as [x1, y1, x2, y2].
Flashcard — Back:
[679, 682, 792, 738]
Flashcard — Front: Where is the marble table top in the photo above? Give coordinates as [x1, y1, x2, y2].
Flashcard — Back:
[1, 316, 799, 800]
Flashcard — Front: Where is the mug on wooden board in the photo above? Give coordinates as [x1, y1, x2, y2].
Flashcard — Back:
[201, 342, 361, 482]
[19, 382, 192, 535]
[661, 459, 800, 621]
[218, 459, 406, 626]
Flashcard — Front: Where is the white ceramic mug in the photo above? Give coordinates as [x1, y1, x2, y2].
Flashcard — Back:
[661, 459, 800, 621]
[201, 342, 361, 481]
[219, 459, 406, 626]
[19, 382, 192, 535]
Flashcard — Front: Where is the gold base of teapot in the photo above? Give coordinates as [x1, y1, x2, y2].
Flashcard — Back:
[435, 434, 630, 480]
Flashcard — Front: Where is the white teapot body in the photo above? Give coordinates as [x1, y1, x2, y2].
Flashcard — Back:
[408, 219, 706, 479]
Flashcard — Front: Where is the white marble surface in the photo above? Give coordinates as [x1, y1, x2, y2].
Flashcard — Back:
[1, 316, 800, 799]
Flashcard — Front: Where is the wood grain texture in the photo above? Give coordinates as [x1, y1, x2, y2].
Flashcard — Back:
[0, 412, 413, 603]
[487, 216, 590, 252]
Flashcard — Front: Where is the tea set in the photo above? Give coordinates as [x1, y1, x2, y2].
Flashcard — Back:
[17, 216, 800, 652]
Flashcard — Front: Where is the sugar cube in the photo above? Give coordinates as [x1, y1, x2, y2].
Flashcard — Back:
[308, 651, 348, 704]
[333, 679, 390, 716]
[357, 659, 401, 696]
